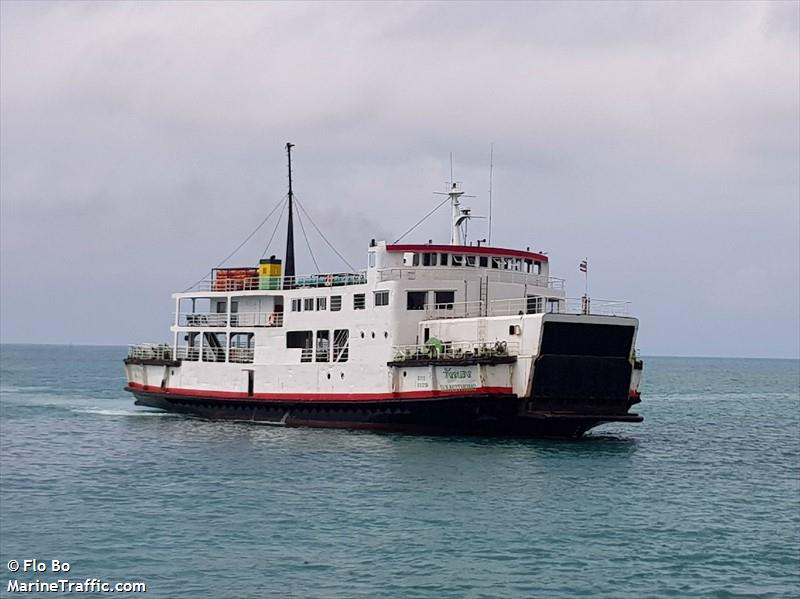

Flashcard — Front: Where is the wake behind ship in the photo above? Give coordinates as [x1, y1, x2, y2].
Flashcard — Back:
[124, 145, 643, 438]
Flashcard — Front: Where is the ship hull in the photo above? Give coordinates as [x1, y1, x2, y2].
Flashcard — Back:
[126, 387, 641, 439]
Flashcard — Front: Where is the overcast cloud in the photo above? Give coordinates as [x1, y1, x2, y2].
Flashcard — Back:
[1, 1, 798, 357]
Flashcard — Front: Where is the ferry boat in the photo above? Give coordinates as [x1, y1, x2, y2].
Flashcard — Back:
[124, 146, 643, 438]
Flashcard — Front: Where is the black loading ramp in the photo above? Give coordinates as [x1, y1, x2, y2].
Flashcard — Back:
[530, 319, 638, 415]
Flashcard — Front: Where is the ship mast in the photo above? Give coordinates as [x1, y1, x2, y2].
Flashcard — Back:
[284, 142, 295, 281]
[449, 183, 466, 245]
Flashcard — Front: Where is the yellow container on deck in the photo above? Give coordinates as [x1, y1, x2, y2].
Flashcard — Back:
[259, 256, 282, 290]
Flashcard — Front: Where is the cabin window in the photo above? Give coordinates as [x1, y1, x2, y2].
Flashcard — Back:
[304, 298, 314, 311]
[286, 330, 313, 363]
[479, 256, 488, 268]
[316, 297, 327, 311]
[434, 290, 455, 310]
[407, 291, 427, 310]
[440, 252, 449, 266]
[353, 294, 366, 310]
[369, 252, 376, 268]
[291, 298, 302, 312]
[374, 290, 389, 307]
[547, 298, 560, 313]
[316, 330, 330, 362]
[491, 257, 502, 269]
[330, 295, 342, 311]
[526, 295, 543, 314]
[452, 255, 464, 267]
[465, 255, 476, 267]
[333, 329, 349, 362]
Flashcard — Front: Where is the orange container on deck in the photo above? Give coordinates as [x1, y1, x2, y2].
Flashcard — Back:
[212, 268, 259, 291]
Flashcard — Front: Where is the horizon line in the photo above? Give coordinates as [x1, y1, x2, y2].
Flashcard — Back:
[0, 341, 797, 361]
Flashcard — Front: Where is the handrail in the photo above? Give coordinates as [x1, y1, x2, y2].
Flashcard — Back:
[127, 344, 255, 364]
[377, 267, 565, 289]
[177, 312, 284, 328]
[424, 297, 631, 319]
[127, 344, 175, 360]
[185, 271, 368, 293]
[391, 340, 521, 362]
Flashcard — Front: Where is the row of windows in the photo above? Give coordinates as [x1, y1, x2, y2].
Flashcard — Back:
[286, 289, 458, 314]
[289, 292, 390, 313]
[291, 295, 341, 312]
[404, 252, 542, 274]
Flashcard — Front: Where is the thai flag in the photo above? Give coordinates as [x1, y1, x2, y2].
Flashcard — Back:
[579, 259, 587, 273]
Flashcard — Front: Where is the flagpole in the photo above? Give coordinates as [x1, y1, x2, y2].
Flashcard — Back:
[584, 257, 588, 296]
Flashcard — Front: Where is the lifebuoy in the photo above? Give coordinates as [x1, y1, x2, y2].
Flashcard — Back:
[325, 274, 333, 287]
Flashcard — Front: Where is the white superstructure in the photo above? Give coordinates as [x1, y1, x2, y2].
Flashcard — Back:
[125, 153, 643, 438]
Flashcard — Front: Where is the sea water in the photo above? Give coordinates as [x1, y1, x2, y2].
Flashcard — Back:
[0, 345, 798, 598]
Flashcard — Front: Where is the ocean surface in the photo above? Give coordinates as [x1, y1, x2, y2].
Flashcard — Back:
[0, 345, 798, 598]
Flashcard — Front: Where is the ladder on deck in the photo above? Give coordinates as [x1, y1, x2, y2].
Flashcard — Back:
[479, 275, 489, 317]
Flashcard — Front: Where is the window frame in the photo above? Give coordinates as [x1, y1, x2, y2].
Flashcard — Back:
[353, 293, 366, 310]
[374, 290, 389, 307]
[406, 290, 427, 311]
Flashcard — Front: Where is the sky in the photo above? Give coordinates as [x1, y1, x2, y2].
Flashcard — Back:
[1, 1, 798, 358]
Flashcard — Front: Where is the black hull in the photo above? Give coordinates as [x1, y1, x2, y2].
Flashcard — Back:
[127, 388, 642, 439]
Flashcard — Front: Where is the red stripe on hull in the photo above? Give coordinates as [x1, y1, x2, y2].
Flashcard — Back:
[125, 382, 514, 403]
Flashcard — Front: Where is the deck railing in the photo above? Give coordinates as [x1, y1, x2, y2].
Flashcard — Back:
[424, 297, 631, 320]
[378, 267, 565, 289]
[187, 272, 368, 293]
[177, 312, 284, 328]
[127, 344, 175, 361]
[391, 340, 521, 363]
[127, 344, 255, 364]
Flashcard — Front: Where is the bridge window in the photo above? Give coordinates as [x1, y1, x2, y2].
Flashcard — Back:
[479, 256, 488, 267]
[330, 295, 342, 311]
[434, 290, 455, 310]
[440, 252, 449, 266]
[333, 329, 349, 362]
[407, 291, 427, 310]
[354, 294, 366, 310]
[465, 255, 476, 267]
[422, 252, 437, 266]
[374, 290, 389, 307]
[526, 295, 543, 314]
[491, 256, 502, 269]
[452, 255, 464, 266]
